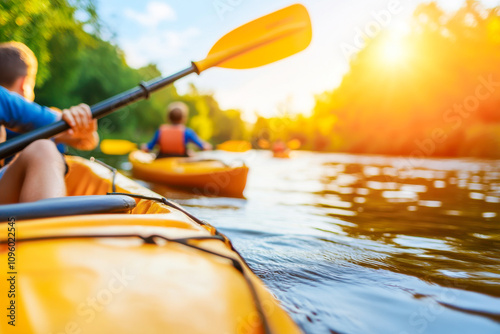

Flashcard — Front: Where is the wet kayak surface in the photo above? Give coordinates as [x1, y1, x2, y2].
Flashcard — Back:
[112, 150, 500, 334]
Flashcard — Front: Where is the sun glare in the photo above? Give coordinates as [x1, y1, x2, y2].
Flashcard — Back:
[379, 41, 406, 64]
[375, 21, 410, 67]
[377, 36, 407, 66]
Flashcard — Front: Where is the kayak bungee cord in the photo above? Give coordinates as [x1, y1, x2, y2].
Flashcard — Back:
[92, 157, 254, 267]
[0, 228, 273, 334]
[105, 191, 251, 264]
[86, 158, 272, 333]
[90, 157, 117, 193]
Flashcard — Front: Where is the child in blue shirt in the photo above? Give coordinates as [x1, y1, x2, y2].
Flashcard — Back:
[142, 102, 212, 158]
[0, 42, 98, 204]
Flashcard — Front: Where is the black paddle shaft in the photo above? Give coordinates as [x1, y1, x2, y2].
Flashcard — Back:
[0, 64, 197, 160]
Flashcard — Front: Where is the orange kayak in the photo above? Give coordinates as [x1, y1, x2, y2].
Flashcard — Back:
[272, 151, 290, 159]
[129, 150, 248, 197]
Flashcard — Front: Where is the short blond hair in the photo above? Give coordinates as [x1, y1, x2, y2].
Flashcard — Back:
[167, 102, 189, 124]
[0, 41, 38, 87]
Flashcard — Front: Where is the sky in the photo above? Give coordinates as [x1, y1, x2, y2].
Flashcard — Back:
[95, 0, 500, 122]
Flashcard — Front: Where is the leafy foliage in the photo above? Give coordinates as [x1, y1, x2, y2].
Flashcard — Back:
[0, 0, 246, 148]
[250, 0, 500, 158]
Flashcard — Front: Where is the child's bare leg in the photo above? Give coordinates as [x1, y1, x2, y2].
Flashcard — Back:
[0, 140, 66, 204]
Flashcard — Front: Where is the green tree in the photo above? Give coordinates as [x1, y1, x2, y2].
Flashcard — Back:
[1, 0, 249, 148]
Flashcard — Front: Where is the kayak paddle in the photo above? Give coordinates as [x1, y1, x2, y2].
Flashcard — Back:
[0, 4, 311, 160]
[100, 139, 253, 155]
[100, 139, 138, 155]
[215, 140, 252, 152]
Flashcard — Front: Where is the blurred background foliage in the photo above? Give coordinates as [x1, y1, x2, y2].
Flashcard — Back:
[0, 0, 248, 145]
[306, 0, 500, 158]
[0, 0, 499, 157]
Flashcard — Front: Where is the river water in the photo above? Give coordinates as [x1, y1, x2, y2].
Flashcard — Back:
[112, 150, 500, 334]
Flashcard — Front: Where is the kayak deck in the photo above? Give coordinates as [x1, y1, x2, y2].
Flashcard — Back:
[0, 156, 300, 334]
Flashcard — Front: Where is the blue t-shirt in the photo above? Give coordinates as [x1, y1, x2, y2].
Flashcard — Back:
[0, 86, 58, 132]
[0, 86, 59, 174]
[146, 126, 204, 151]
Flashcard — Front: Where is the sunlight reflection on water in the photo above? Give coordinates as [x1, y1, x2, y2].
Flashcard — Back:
[112, 150, 500, 334]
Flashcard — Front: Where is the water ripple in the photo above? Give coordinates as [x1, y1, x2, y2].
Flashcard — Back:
[130, 151, 500, 334]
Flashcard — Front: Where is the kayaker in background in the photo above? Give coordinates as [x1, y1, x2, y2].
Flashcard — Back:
[272, 139, 291, 158]
[141, 101, 212, 158]
[0, 41, 98, 204]
[272, 139, 288, 154]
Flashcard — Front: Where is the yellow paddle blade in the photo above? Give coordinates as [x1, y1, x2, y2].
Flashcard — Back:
[193, 4, 312, 73]
[287, 139, 301, 150]
[217, 140, 252, 152]
[100, 139, 137, 155]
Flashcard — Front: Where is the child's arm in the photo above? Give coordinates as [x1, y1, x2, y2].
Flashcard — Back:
[54, 120, 98, 151]
[0, 88, 97, 150]
[53, 104, 99, 150]
[0, 87, 58, 132]
[185, 128, 212, 150]
[142, 130, 160, 152]
[48, 104, 97, 151]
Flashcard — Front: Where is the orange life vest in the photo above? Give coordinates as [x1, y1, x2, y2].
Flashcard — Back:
[159, 125, 185, 155]
[272, 141, 287, 153]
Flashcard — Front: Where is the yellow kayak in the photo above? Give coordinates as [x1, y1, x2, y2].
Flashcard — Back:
[0, 156, 300, 334]
[129, 150, 249, 198]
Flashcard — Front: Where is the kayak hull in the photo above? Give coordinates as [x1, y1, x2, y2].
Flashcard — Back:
[273, 151, 290, 159]
[0, 156, 300, 334]
[129, 150, 248, 197]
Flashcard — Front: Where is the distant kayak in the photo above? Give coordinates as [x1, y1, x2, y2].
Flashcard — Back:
[129, 150, 248, 197]
[273, 150, 291, 159]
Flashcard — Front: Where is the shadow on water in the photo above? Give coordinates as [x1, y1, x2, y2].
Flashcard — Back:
[96, 150, 500, 334]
